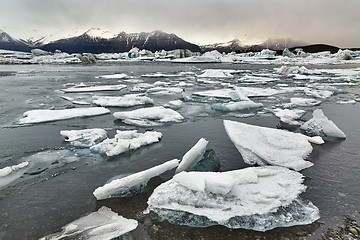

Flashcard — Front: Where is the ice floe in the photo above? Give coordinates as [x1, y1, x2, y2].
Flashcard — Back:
[192, 89, 234, 99]
[96, 73, 130, 79]
[272, 108, 306, 125]
[92, 94, 154, 107]
[175, 138, 209, 174]
[147, 166, 320, 231]
[90, 130, 162, 157]
[19, 107, 110, 124]
[197, 69, 234, 78]
[223, 120, 313, 171]
[113, 106, 184, 126]
[39, 207, 138, 240]
[284, 98, 322, 108]
[212, 101, 263, 112]
[0, 162, 29, 178]
[61, 84, 127, 93]
[236, 87, 289, 97]
[301, 109, 346, 139]
[60, 128, 108, 147]
[93, 159, 179, 200]
[146, 87, 183, 95]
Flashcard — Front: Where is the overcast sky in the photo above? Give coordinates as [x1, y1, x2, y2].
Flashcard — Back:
[0, 0, 359, 47]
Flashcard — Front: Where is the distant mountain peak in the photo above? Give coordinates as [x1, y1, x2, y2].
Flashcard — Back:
[83, 28, 117, 39]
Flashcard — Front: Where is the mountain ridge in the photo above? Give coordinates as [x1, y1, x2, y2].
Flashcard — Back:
[0, 28, 353, 54]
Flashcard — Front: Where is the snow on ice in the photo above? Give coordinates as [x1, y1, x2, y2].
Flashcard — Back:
[92, 94, 154, 107]
[19, 107, 110, 124]
[272, 108, 306, 125]
[301, 109, 346, 139]
[90, 130, 162, 157]
[113, 106, 184, 126]
[61, 84, 127, 93]
[147, 166, 320, 231]
[39, 207, 138, 240]
[93, 159, 179, 200]
[175, 138, 209, 174]
[60, 128, 108, 147]
[224, 120, 314, 171]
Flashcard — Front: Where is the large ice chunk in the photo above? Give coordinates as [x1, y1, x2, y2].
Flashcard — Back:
[39, 206, 138, 240]
[0, 162, 29, 178]
[301, 109, 346, 139]
[197, 69, 234, 78]
[60, 128, 108, 147]
[90, 130, 162, 157]
[93, 159, 179, 200]
[147, 166, 320, 231]
[223, 120, 313, 171]
[272, 108, 306, 125]
[92, 94, 154, 107]
[61, 84, 127, 93]
[113, 106, 184, 126]
[19, 107, 110, 124]
[175, 138, 209, 174]
[212, 101, 263, 112]
[284, 98, 322, 108]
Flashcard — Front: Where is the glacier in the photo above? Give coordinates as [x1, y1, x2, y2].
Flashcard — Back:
[147, 166, 320, 231]
[93, 159, 179, 200]
[39, 206, 138, 240]
[301, 109, 346, 139]
[19, 107, 110, 124]
[223, 120, 314, 171]
[60, 128, 108, 147]
[90, 130, 162, 157]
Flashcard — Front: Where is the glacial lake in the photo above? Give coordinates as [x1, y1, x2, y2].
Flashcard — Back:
[0, 62, 359, 239]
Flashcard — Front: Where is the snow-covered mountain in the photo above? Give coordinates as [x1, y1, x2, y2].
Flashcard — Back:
[201, 38, 308, 53]
[201, 39, 244, 53]
[41, 29, 201, 53]
[0, 30, 31, 51]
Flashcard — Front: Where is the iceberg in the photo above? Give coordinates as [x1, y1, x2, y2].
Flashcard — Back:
[61, 84, 127, 93]
[19, 107, 110, 124]
[211, 101, 263, 112]
[93, 159, 179, 200]
[146, 87, 183, 95]
[300, 109, 346, 139]
[197, 69, 234, 78]
[175, 138, 209, 174]
[39, 207, 138, 240]
[193, 89, 234, 99]
[272, 108, 306, 125]
[284, 98, 322, 108]
[113, 106, 184, 126]
[223, 120, 313, 171]
[60, 128, 108, 147]
[168, 100, 183, 109]
[147, 166, 320, 231]
[90, 130, 162, 157]
[235, 87, 288, 97]
[0, 161, 29, 178]
[92, 94, 154, 107]
[96, 73, 130, 79]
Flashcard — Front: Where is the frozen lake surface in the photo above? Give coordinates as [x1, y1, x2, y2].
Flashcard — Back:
[0, 62, 359, 239]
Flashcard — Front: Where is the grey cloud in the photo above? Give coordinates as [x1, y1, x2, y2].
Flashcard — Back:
[0, 0, 359, 47]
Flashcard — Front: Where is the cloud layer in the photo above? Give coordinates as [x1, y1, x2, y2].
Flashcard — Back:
[1, 0, 359, 47]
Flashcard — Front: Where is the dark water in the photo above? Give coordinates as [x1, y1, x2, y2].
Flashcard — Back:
[0, 62, 359, 240]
